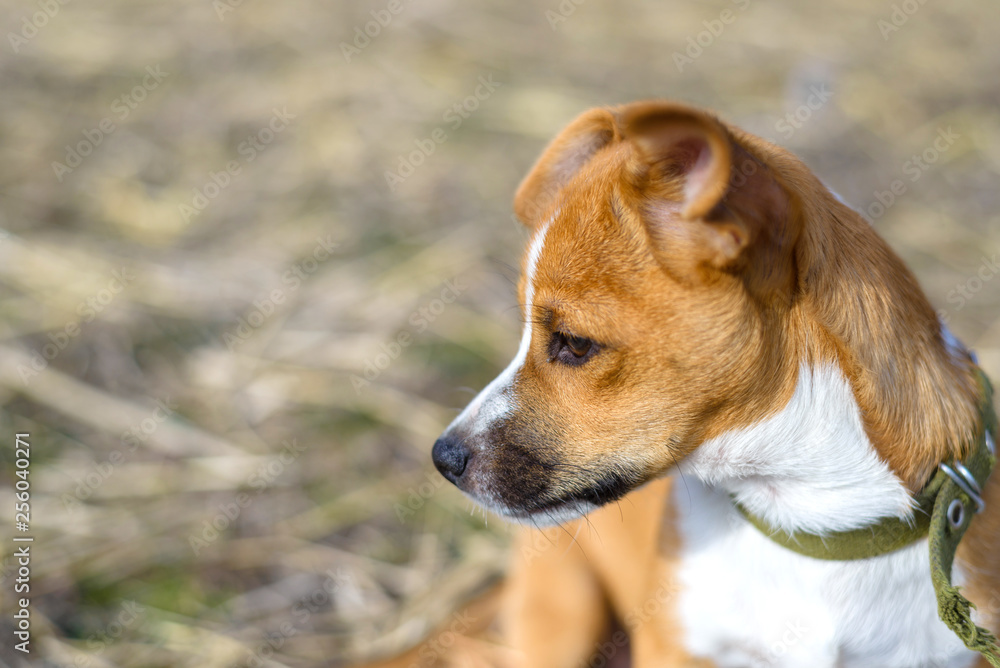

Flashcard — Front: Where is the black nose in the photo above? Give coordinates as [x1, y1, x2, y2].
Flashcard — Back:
[432, 434, 470, 484]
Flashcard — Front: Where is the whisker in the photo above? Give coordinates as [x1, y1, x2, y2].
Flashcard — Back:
[578, 515, 598, 564]
[669, 447, 692, 506]
[488, 260, 519, 287]
[557, 520, 585, 560]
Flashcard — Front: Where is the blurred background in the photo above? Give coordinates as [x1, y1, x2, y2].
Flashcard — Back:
[0, 0, 998, 666]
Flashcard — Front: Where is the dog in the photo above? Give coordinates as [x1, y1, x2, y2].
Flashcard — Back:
[431, 101, 999, 668]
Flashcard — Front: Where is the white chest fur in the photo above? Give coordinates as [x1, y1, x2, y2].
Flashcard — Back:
[673, 363, 977, 667]
[672, 480, 974, 667]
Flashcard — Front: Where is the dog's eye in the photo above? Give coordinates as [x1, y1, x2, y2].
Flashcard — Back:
[549, 331, 598, 366]
[565, 335, 591, 357]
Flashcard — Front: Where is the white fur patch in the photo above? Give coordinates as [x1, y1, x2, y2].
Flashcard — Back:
[674, 481, 975, 667]
[675, 362, 977, 667]
[445, 218, 553, 437]
[685, 363, 915, 534]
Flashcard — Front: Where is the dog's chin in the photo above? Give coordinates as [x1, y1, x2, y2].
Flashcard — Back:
[461, 468, 646, 527]
[465, 488, 615, 527]
[493, 498, 600, 527]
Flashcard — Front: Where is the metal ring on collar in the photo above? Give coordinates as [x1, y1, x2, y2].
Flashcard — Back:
[947, 498, 966, 530]
[939, 462, 986, 514]
[952, 461, 982, 495]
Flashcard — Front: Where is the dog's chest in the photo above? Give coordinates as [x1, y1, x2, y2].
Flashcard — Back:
[669, 479, 976, 668]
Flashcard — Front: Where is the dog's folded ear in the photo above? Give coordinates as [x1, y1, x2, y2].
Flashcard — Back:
[513, 108, 619, 226]
[623, 103, 733, 222]
[514, 101, 795, 292]
[622, 102, 794, 281]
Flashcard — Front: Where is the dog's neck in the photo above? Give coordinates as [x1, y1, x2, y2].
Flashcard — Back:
[685, 189, 982, 535]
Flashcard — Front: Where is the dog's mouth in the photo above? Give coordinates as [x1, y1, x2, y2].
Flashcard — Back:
[482, 467, 643, 527]
[434, 423, 649, 526]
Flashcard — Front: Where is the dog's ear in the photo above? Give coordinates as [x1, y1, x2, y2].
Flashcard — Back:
[622, 102, 792, 276]
[514, 108, 619, 226]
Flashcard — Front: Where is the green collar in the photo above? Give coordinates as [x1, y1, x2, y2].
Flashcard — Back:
[733, 367, 999, 666]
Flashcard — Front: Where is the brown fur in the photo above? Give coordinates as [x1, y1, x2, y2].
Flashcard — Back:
[431, 100, 997, 666]
[509, 102, 982, 493]
[503, 478, 713, 667]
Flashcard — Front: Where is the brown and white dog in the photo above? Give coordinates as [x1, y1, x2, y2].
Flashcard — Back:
[431, 101, 1000, 667]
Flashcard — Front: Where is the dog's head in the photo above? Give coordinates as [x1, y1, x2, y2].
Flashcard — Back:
[433, 101, 814, 525]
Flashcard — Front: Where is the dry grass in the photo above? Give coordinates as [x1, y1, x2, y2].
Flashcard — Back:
[0, 0, 998, 666]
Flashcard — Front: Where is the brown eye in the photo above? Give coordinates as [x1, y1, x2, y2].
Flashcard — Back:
[565, 334, 591, 357]
[549, 331, 598, 366]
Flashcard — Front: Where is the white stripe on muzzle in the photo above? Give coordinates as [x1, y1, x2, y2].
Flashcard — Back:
[446, 218, 553, 436]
